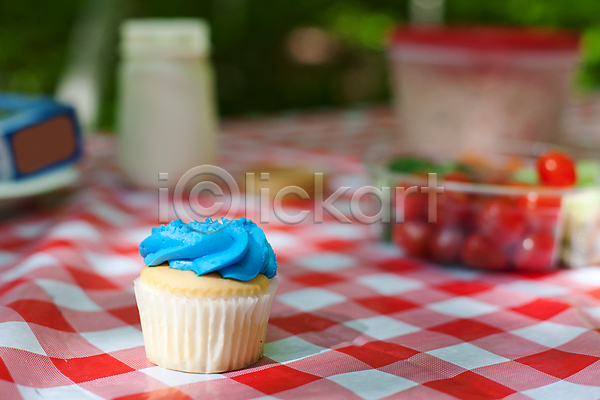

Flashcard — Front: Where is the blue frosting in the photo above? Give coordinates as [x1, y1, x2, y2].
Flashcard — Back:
[139, 218, 277, 281]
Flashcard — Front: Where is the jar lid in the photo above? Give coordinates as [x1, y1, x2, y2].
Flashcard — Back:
[390, 25, 580, 53]
[120, 18, 210, 59]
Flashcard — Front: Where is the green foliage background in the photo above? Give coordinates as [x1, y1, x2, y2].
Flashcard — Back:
[1, 0, 600, 129]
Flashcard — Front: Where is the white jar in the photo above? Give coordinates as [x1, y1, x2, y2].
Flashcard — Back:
[117, 19, 218, 189]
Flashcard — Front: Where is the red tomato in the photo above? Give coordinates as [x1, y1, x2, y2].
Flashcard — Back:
[516, 192, 562, 210]
[393, 220, 432, 258]
[461, 234, 509, 271]
[537, 151, 576, 187]
[436, 191, 472, 227]
[477, 199, 526, 248]
[512, 232, 556, 271]
[429, 226, 466, 264]
[516, 191, 561, 233]
[396, 183, 428, 222]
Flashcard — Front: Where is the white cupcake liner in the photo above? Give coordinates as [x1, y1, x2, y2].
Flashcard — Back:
[134, 276, 278, 373]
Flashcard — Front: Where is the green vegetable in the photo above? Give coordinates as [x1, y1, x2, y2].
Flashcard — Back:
[388, 156, 473, 178]
[512, 167, 539, 184]
[388, 157, 438, 174]
[576, 159, 600, 187]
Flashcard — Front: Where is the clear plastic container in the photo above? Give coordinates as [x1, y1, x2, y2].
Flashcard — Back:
[388, 26, 580, 155]
[364, 140, 600, 271]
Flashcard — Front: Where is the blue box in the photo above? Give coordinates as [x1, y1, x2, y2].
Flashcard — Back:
[0, 94, 83, 181]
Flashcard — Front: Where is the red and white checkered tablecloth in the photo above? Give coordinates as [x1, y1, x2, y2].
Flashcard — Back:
[3, 107, 600, 400]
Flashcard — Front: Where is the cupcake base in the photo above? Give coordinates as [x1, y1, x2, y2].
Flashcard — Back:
[134, 276, 278, 373]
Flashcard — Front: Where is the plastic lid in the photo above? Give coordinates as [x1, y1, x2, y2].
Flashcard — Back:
[390, 25, 580, 53]
[120, 18, 210, 59]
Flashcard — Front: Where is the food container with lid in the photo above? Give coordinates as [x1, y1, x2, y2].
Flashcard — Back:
[364, 140, 600, 272]
[388, 26, 581, 154]
[117, 18, 218, 190]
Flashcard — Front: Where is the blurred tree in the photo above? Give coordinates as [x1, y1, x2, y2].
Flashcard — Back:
[0, 0, 82, 94]
[1, 0, 600, 130]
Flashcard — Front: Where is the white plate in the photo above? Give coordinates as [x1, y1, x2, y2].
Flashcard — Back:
[0, 166, 79, 200]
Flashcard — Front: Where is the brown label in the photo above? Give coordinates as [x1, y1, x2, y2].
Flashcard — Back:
[12, 115, 76, 175]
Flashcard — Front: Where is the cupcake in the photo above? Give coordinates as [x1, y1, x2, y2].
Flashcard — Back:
[134, 217, 278, 373]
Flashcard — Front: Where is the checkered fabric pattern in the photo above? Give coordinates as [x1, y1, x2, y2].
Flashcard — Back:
[2, 107, 600, 399]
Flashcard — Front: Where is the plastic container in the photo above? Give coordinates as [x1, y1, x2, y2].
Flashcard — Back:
[388, 26, 580, 154]
[364, 140, 600, 271]
[117, 19, 218, 189]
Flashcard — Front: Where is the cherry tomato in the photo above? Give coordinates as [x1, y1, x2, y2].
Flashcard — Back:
[436, 172, 474, 227]
[429, 226, 465, 264]
[516, 192, 562, 210]
[393, 220, 432, 258]
[461, 234, 509, 271]
[516, 191, 561, 233]
[512, 232, 556, 271]
[537, 151, 576, 187]
[436, 191, 472, 227]
[396, 182, 428, 222]
[477, 198, 526, 248]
